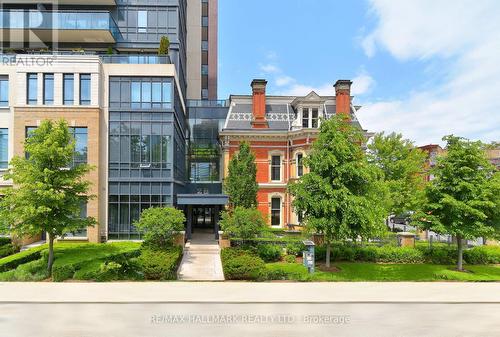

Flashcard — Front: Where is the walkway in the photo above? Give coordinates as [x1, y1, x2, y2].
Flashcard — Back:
[177, 229, 224, 281]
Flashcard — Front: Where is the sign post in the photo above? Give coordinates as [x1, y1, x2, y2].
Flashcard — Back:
[302, 240, 315, 274]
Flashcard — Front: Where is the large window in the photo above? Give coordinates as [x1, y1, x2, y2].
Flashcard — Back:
[63, 74, 74, 105]
[0, 76, 8, 106]
[27, 73, 37, 105]
[0, 129, 7, 169]
[109, 117, 171, 179]
[43, 73, 54, 105]
[296, 153, 304, 177]
[271, 155, 281, 181]
[130, 80, 172, 109]
[271, 197, 281, 227]
[79, 74, 91, 105]
[302, 108, 309, 128]
[138, 11, 148, 33]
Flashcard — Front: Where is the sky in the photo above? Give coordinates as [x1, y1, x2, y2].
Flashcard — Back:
[218, 0, 500, 146]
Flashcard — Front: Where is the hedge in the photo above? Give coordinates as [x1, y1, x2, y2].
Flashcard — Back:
[0, 245, 47, 273]
[0, 237, 12, 246]
[137, 246, 183, 280]
[0, 244, 18, 259]
[315, 244, 500, 265]
[221, 248, 266, 280]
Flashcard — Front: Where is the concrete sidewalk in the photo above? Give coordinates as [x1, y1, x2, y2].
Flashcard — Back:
[1, 283, 499, 337]
[177, 230, 224, 281]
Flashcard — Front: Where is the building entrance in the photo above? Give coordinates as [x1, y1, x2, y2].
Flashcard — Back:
[192, 206, 215, 231]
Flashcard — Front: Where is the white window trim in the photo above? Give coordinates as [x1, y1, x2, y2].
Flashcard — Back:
[301, 106, 322, 129]
[295, 152, 304, 178]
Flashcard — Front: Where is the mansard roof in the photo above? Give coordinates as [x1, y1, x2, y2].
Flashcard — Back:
[223, 94, 362, 132]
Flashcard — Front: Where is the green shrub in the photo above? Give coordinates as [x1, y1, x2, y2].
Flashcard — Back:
[257, 244, 282, 262]
[221, 248, 266, 280]
[134, 207, 185, 249]
[0, 245, 46, 272]
[417, 246, 456, 264]
[138, 246, 182, 280]
[376, 246, 424, 263]
[464, 246, 500, 264]
[52, 264, 76, 282]
[354, 246, 378, 262]
[284, 255, 296, 263]
[220, 207, 266, 239]
[0, 257, 49, 281]
[0, 237, 11, 246]
[286, 242, 306, 256]
[0, 243, 18, 258]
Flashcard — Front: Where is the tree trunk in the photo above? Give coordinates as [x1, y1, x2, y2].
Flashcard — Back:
[47, 234, 55, 276]
[457, 235, 464, 271]
[326, 243, 331, 268]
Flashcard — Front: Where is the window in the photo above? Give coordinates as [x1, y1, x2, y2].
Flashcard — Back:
[201, 40, 209, 51]
[297, 211, 304, 224]
[201, 89, 209, 99]
[302, 108, 309, 128]
[271, 155, 281, 181]
[138, 11, 148, 32]
[70, 127, 88, 166]
[202, 16, 209, 27]
[79, 74, 91, 105]
[64, 202, 88, 238]
[0, 129, 7, 169]
[63, 74, 74, 105]
[0, 76, 8, 106]
[271, 197, 281, 227]
[296, 153, 303, 177]
[43, 73, 54, 105]
[27, 73, 37, 105]
[201, 65, 209, 75]
[311, 108, 319, 128]
[131, 80, 172, 109]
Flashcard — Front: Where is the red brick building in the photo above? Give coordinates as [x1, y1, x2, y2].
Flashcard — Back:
[220, 79, 365, 228]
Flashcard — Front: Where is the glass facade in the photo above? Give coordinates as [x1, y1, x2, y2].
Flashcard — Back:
[108, 76, 181, 238]
[0, 129, 7, 169]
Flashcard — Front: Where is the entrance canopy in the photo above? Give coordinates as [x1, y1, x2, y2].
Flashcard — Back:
[177, 194, 228, 206]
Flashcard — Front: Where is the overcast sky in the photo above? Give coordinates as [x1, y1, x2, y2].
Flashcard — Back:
[218, 0, 500, 146]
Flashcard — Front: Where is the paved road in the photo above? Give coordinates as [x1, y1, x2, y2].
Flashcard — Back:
[1, 282, 499, 337]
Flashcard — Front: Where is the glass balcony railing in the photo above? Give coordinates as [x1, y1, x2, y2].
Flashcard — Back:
[0, 10, 121, 42]
[187, 100, 229, 108]
[100, 55, 171, 64]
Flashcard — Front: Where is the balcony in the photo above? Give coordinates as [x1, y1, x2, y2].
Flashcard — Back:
[0, 10, 121, 43]
[101, 55, 171, 64]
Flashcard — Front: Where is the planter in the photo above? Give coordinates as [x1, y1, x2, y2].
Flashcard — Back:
[218, 231, 231, 248]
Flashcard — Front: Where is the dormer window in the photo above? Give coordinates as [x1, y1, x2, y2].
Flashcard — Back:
[302, 107, 320, 128]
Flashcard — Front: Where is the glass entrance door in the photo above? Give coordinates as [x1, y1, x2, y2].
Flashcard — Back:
[192, 206, 214, 230]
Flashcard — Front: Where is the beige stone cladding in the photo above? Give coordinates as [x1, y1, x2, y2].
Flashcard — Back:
[13, 106, 102, 243]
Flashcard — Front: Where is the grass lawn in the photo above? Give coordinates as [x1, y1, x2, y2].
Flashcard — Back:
[266, 262, 500, 282]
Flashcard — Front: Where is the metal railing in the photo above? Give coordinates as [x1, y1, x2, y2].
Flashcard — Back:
[187, 100, 228, 108]
[100, 55, 171, 64]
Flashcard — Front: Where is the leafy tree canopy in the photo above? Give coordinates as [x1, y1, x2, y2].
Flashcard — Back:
[368, 132, 426, 215]
[219, 206, 266, 239]
[224, 141, 258, 208]
[133, 207, 185, 249]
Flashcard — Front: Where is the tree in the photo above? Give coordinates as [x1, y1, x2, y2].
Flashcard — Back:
[224, 142, 258, 208]
[133, 207, 185, 249]
[413, 136, 500, 271]
[219, 207, 266, 239]
[0, 120, 96, 275]
[289, 116, 388, 267]
[158, 36, 170, 55]
[368, 132, 426, 216]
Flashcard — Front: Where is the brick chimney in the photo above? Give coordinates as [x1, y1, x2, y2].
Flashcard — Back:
[251, 79, 269, 129]
[334, 80, 352, 118]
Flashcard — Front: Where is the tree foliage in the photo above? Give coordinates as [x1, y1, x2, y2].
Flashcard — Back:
[413, 135, 500, 270]
[0, 120, 96, 275]
[224, 142, 258, 208]
[219, 207, 266, 239]
[133, 207, 185, 249]
[289, 116, 388, 266]
[368, 132, 426, 215]
[158, 36, 170, 55]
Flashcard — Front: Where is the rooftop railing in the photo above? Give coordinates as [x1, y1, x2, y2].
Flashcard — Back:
[100, 55, 171, 64]
[187, 100, 229, 108]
